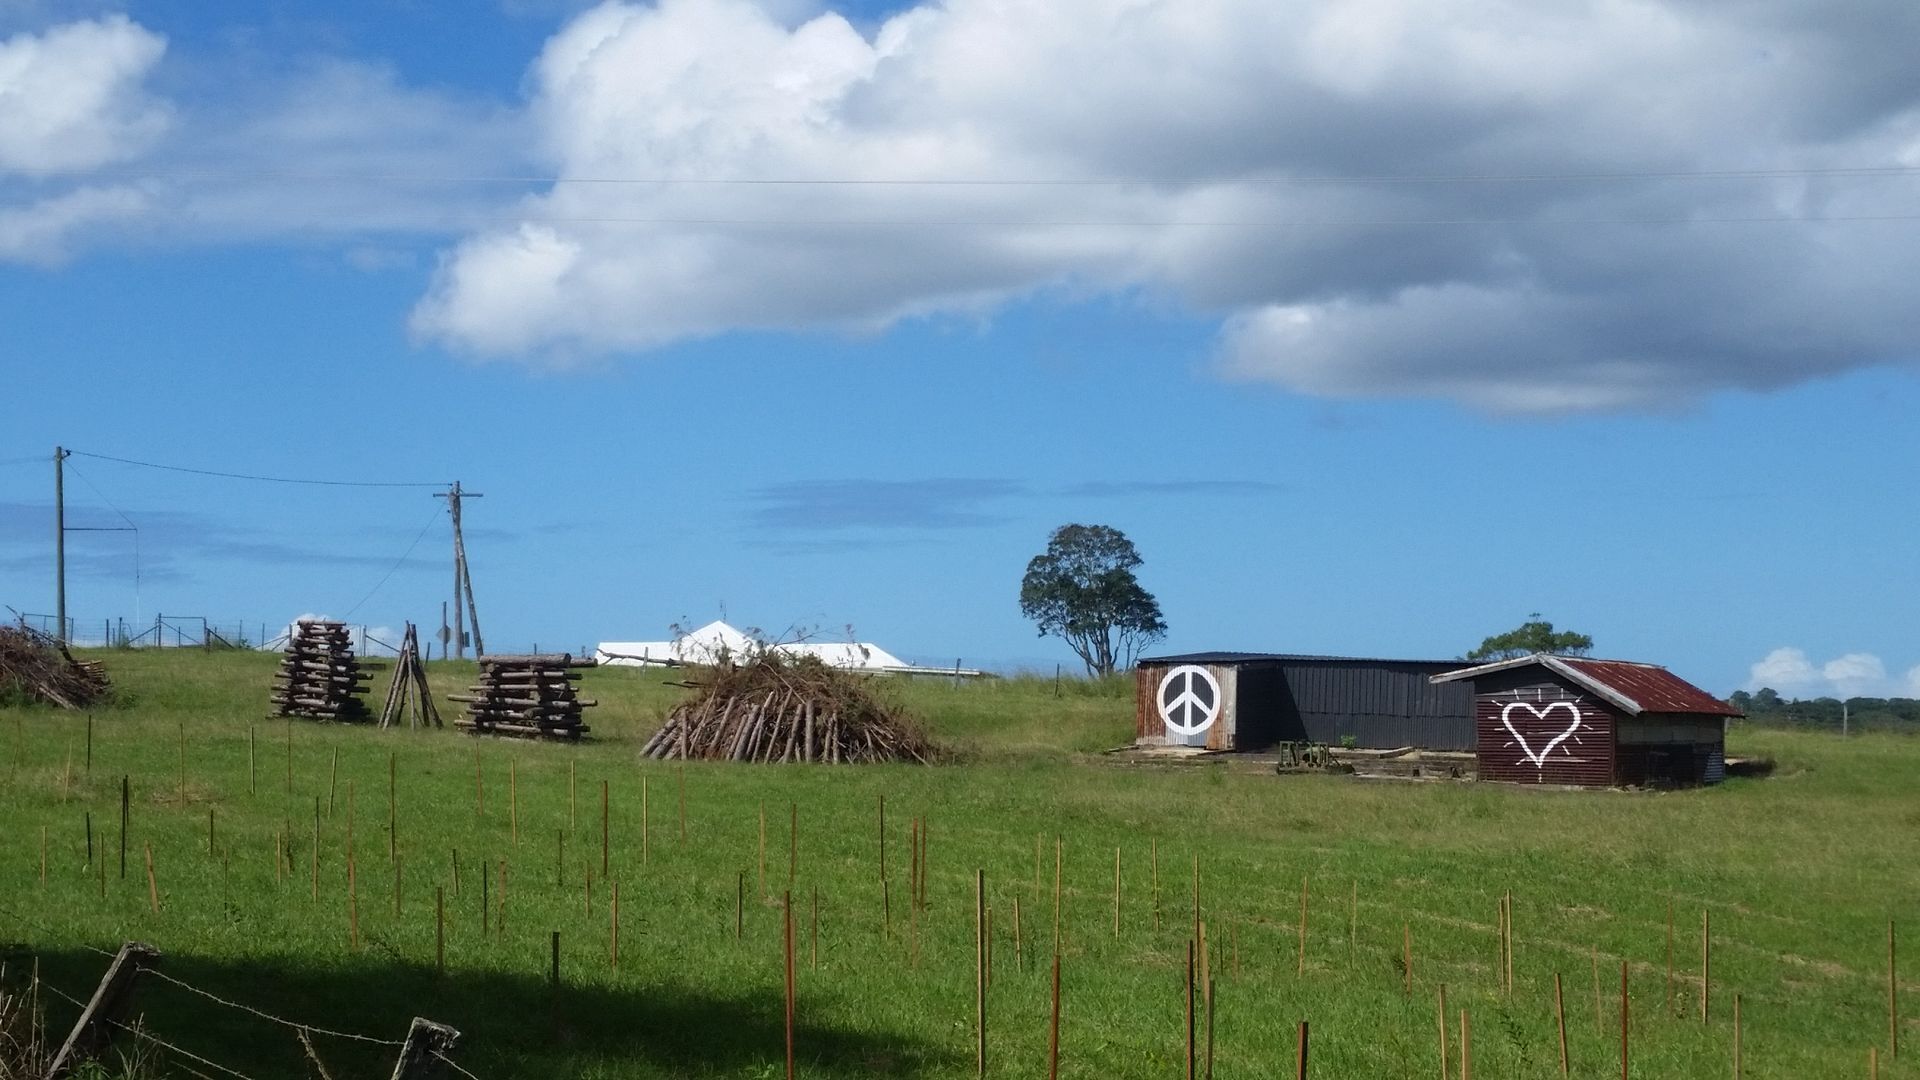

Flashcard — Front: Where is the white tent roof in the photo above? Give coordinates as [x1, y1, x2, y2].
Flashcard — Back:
[595, 619, 756, 667]
[596, 620, 977, 676]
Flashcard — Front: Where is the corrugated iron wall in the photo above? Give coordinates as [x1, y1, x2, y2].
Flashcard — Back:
[1474, 687, 1618, 787]
[1135, 662, 1237, 749]
[1274, 662, 1476, 751]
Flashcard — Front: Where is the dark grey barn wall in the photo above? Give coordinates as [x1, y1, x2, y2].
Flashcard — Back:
[1236, 661, 1476, 751]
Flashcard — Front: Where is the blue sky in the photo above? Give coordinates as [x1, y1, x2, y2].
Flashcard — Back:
[3, 0, 1919, 694]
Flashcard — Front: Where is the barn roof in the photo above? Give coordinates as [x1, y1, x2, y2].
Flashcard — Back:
[1430, 654, 1742, 717]
[1141, 651, 1468, 668]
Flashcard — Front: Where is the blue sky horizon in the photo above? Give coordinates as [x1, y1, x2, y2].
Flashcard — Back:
[4, 0, 1918, 697]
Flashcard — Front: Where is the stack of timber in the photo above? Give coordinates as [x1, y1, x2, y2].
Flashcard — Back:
[642, 652, 932, 765]
[0, 623, 110, 708]
[377, 622, 440, 730]
[272, 620, 372, 722]
[452, 654, 596, 740]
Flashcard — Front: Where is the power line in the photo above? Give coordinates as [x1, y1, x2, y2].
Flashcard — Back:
[516, 211, 1920, 229]
[58, 163, 1920, 187]
[63, 458, 143, 615]
[341, 504, 447, 620]
[67, 449, 446, 489]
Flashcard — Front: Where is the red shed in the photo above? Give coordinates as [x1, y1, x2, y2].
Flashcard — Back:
[1430, 654, 1742, 788]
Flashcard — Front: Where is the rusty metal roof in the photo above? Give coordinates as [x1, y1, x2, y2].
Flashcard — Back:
[1432, 654, 1742, 717]
[1557, 658, 1743, 717]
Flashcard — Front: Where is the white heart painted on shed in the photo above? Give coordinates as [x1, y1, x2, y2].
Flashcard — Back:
[1499, 701, 1585, 769]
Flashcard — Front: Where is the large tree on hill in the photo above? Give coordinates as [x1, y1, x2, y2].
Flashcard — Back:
[1465, 613, 1594, 662]
[1020, 524, 1167, 677]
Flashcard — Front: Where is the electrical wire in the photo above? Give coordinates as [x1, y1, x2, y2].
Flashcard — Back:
[67, 450, 446, 489]
[341, 505, 447, 620]
[518, 211, 1920, 229]
[61, 163, 1920, 187]
[62, 459, 142, 622]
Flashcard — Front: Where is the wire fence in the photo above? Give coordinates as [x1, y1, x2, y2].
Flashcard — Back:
[18, 613, 594, 660]
[0, 903, 474, 1080]
[16, 614, 404, 656]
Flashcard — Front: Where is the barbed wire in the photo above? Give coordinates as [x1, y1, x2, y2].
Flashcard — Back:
[137, 966, 404, 1046]
[107, 1017, 263, 1080]
[433, 1048, 488, 1080]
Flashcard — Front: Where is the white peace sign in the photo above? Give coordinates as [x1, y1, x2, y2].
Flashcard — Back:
[1157, 665, 1221, 737]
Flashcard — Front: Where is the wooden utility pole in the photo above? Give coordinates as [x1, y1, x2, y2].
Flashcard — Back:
[435, 482, 484, 659]
[54, 446, 67, 641]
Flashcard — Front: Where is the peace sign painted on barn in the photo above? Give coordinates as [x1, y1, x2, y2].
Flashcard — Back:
[1157, 665, 1222, 739]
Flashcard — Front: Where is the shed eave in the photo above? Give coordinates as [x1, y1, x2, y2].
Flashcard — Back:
[1430, 653, 1645, 716]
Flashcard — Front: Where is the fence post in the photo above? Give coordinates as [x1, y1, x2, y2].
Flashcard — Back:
[387, 1017, 461, 1080]
[46, 941, 162, 1078]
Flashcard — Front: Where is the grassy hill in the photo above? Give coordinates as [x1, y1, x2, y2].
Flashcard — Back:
[0, 648, 1913, 1077]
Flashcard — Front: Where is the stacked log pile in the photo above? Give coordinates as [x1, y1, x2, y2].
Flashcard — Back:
[642, 652, 932, 764]
[271, 620, 372, 721]
[452, 654, 596, 740]
[0, 624, 110, 708]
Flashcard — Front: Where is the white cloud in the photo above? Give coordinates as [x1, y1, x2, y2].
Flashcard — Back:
[1748, 646, 1919, 698]
[1748, 647, 1819, 693]
[1821, 652, 1887, 698]
[0, 16, 168, 174]
[405, 0, 1920, 411]
[0, 183, 147, 263]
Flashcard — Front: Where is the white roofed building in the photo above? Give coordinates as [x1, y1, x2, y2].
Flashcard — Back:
[596, 620, 981, 677]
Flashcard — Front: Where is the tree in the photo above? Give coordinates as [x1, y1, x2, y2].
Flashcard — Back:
[1465, 613, 1593, 662]
[1019, 524, 1167, 676]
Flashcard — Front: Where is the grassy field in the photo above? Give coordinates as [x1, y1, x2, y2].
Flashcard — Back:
[0, 648, 1914, 1078]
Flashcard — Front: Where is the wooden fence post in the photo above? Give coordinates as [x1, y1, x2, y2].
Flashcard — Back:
[1048, 951, 1062, 1080]
[1554, 972, 1569, 1075]
[387, 1017, 460, 1080]
[976, 869, 987, 1078]
[784, 890, 797, 1080]
[46, 942, 162, 1079]
[1701, 909, 1711, 1023]
[1620, 960, 1630, 1080]
[1296, 1019, 1310, 1080]
[1733, 993, 1742, 1080]
[1437, 984, 1449, 1080]
[1459, 1010, 1471, 1080]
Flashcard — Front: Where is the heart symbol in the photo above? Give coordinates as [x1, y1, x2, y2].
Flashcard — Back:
[1500, 701, 1584, 769]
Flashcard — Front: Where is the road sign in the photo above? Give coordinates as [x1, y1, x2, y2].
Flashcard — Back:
[1157, 665, 1221, 738]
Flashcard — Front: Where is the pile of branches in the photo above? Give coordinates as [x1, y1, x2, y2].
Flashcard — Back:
[641, 651, 932, 764]
[0, 624, 110, 709]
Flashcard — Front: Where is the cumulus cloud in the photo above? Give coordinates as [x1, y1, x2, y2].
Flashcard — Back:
[408, 0, 1920, 411]
[0, 184, 147, 263]
[0, 16, 529, 261]
[0, 15, 169, 174]
[1747, 647, 1920, 698]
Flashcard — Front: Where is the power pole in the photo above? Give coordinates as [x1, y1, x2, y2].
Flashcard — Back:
[435, 482, 485, 659]
[55, 446, 68, 642]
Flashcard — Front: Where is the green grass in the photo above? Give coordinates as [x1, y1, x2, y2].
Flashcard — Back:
[1, 649, 1914, 1078]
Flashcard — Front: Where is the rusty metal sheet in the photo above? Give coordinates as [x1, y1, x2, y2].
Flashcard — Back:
[1559, 659, 1742, 717]
[1475, 693, 1617, 787]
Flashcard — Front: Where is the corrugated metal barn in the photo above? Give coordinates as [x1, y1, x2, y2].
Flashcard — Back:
[1135, 653, 1476, 752]
[1431, 654, 1741, 787]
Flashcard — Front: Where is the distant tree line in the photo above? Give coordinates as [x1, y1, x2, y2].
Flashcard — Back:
[1729, 687, 1920, 733]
